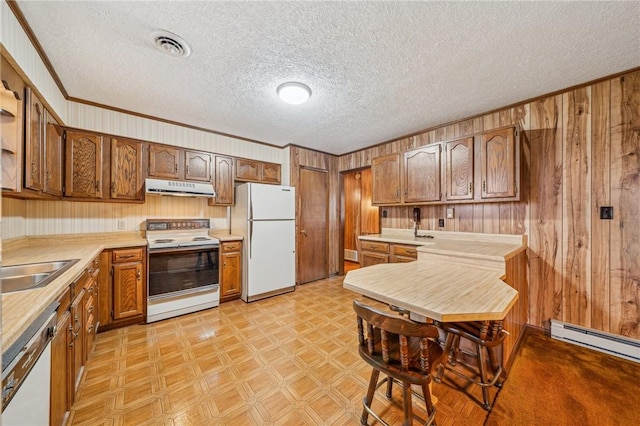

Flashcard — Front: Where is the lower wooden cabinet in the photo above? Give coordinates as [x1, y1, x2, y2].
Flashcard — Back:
[359, 240, 418, 266]
[98, 247, 147, 330]
[220, 241, 242, 302]
[50, 255, 100, 426]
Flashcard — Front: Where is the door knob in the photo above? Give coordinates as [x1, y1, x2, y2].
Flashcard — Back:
[301, 229, 307, 236]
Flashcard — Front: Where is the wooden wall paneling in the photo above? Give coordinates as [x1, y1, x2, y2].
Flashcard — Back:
[456, 204, 474, 232]
[499, 203, 513, 234]
[562, 87, 592, 326]
[514, 103, 531, 236]
[528, 95, 563, 329]
[343, 171, 361, 252]
[590, 80, 611, 332]
[609, 72, 640, 338]
[454, 118, 475, 138]
[483, 112, 500, 131]
[482, 203, 500, 234]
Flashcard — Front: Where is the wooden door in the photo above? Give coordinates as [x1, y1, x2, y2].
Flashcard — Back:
[372, 153, 401, 204]
[298, 168, 328, 284]
[343, 171, 362, 256]
[65, 131, 103, 198]
[211, 155, 234, 205]
[25, 88, 44, 191]
[50, 311, 71, 426]
[149, 144, 180, 179]
[110, 138, 144, 201]
[481, 127, 517, 199]
[113, 262, 144, 320]
[445, 137, 474, 201]
[403, 144, 442, 203]
[44, 112, 63, 197]
[185, 150, 212, 181]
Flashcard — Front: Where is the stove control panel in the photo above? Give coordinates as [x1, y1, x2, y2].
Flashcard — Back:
[146, 219, 210, 231]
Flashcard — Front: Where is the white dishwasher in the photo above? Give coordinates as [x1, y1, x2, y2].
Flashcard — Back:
[1, 311, 56, 426]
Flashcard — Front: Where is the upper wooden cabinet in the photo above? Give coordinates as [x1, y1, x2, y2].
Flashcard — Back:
[445, 137, 474, 201]
[148, 144, 180, 179]
[185, 150, 212, 182]
[372, 153, 401, 204]
[235, 158, 281, 184]
[44, 115, 64, 197]
[64, 130, 104, 199]
[403, 144, 442, 203]
[209, 155, 234, 206]
[148, 143, 212, 183]
[481, 127, 518, 199]
[110, 138, 144, 201]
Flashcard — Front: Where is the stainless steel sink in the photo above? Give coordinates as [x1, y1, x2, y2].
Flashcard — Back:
[1, 259, 80, 294]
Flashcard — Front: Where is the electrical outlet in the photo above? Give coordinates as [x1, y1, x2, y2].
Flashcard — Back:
[117, 220, 126, 230]
[600, 206, 613, 220]
[382, 209, 388, 218]
[446, 207, 455, 219]
[438, 218, 445, 227]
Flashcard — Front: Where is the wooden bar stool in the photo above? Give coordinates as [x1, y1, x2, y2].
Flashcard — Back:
[435, 320, 507, 411]
[353, 300, 447, 426]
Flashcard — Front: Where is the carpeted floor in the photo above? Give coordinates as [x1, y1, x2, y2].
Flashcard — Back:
[485, 328, 640, 426]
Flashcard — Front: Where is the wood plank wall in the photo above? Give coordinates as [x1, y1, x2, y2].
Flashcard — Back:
[330, 70, 640, 338]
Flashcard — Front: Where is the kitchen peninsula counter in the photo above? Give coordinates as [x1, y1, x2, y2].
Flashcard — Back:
[347, 230, 528, 362]
[2, 232, 146, 352]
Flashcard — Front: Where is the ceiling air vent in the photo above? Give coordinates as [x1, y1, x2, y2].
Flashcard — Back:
[151, 31, 192, 57]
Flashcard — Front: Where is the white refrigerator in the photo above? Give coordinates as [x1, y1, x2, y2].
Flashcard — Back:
[231, 183, 296, 302]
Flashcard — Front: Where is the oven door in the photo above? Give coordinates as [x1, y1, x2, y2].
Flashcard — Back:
[147, 245, 220, 322]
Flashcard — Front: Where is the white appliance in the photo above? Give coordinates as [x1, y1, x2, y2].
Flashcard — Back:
[231, 183, 296, 302]
[146, 219, 220, 322]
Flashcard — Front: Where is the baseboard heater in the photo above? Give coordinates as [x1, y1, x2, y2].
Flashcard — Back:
[550, 320, 640, 363]
[345, 249, 358, 262]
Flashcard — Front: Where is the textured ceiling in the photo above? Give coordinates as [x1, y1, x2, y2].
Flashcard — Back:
[15, 1, 640, 155]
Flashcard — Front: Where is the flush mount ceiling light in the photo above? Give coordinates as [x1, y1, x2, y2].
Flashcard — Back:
[277, 82, 312, 105]
[151, 30, 192, 57]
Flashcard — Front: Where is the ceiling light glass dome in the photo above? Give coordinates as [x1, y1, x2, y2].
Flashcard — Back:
[277, 82, 312, 105]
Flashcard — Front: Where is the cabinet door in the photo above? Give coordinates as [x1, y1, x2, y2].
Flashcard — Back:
[210, 155, 234, 205]
[372, 153, 401, 204]
[50, 311, 71, 426]
[403, 144, 442, 203]
[70, 289, 85, 396]
[44, 113, 63, 197]
[110, 138, 144, 201]
[65, 131, 103, 198]
[24, 88, 44, 191]
[149, 144, 180, 179]
[221, 251, 241, 300]
[113, 262, 144, 320]
[360, 252, 389, 267]
[261, 162, 281, 184]
[235, 158, 261, 182]
[481, 127, 517, 199]
[185, 150, 212, 181]
[445, 137, 474, 201]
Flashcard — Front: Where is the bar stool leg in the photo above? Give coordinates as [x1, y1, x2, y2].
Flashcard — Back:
[476, 344, 492, 411]
[401, 381, 413, 426]
[362, 369, 380, 425]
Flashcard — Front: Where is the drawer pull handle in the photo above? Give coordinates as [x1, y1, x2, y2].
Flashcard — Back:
[119, 254, 135, 259]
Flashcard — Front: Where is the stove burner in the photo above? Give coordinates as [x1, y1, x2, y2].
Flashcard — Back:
[154, 239, 174, 243]
[192, 237, 210, 241]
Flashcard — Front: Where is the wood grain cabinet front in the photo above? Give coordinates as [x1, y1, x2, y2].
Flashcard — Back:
[50, 310, 71, 426]
[360, 241, 390, 267]
[445, 137, 474, 201]
[110, 137, 144, 201]
[64, 130, 104, 199]
[403, 144, 442, 203]
[98, 247, 147, 331]
[372, 153, 401, 205]
[235, 158, 282, 184]
[208, 155, 234, 206]
[391, 244, 418, 263]
[148, 143, 213, 183]
[220, 241, 242, 302]
[480, 127, 519, 200]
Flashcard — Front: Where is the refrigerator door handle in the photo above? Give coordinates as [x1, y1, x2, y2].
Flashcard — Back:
[249, 220, 253, 259]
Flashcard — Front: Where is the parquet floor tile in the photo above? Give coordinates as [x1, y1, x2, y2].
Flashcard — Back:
[69, 276, 495, 425]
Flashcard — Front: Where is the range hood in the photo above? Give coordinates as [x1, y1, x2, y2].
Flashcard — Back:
[145, 178, 216, 198]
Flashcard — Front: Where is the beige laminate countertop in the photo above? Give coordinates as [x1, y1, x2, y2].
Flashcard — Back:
[360, 229, 526, 261]
[210, 231, 243, 242]
[2, 233, 146, 352]
[347, 229, 526, 322]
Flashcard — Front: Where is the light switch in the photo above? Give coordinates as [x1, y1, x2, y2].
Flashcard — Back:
[446, 207, 454, 219]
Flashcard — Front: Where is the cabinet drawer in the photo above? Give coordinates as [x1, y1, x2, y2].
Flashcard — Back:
[222, 241, 242, 252]
[112, 248, 144, 263]
[392, 245, 418, 259]
[70, 271, 88, 300]
[360, 241, 389, 254]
